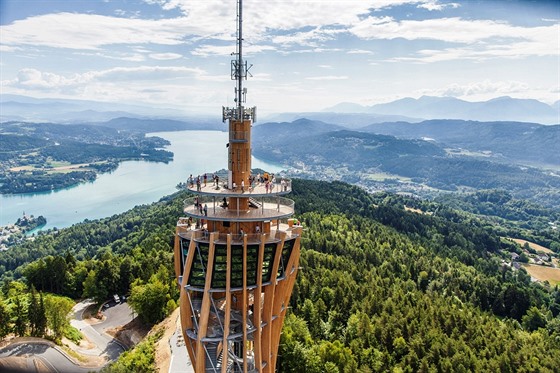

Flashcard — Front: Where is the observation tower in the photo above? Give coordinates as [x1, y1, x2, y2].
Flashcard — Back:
[173, 0, 302, 371]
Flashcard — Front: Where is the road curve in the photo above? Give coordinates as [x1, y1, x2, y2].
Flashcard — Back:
[0, 299, 134, 372]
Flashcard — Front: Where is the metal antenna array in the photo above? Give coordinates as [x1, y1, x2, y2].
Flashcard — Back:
[223, 0, 256, 122]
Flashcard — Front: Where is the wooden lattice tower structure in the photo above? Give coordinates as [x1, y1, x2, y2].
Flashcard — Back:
[173, 1, 301, 371]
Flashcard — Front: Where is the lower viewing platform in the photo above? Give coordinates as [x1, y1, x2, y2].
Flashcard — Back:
[176, 220, 300, 244]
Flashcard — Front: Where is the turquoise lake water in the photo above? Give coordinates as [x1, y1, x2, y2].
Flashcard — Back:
[0, 130, 283, 231]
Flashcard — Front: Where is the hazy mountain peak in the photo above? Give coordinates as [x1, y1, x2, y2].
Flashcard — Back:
[325, 96, 558, 125]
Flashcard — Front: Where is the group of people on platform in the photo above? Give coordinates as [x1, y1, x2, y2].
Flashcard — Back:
[188, 173, 222, 191]
[194, 196, 208, 216]
[187, 171, 289, 194]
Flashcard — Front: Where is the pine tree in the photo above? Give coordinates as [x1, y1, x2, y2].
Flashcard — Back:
[36, 292, 47, 337]
[0, 297, 9, 339]
[13, 296, 27, 337]
[28, 285, 39, 336]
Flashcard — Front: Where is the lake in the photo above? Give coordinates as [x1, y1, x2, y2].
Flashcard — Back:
[0, 130, 283, 231]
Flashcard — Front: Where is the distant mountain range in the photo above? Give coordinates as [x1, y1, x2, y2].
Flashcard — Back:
[261, 112, 421, 129]
[261, 96, 558, 127]
[95, 117, 222, 132]
[3, 94, 558, 126]
[0, 94, 217, 126]
[322, 96, 559, 125]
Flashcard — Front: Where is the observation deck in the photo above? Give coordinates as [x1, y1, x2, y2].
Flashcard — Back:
[185, 173, 292, 197]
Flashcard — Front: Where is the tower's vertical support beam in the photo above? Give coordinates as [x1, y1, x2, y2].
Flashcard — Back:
[195, 232, 218, 372]
[222, 234, 232, 373]
[261, 232, 286, 372]
[254, 235, 265, 371]
[180, 237, 198, 364]
[173, 229, 181, 284]
[270, 230, 302, 369]
[242, 233, 248, 372]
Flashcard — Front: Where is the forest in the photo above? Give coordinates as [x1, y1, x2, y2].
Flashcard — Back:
[0, 179, 559, 371]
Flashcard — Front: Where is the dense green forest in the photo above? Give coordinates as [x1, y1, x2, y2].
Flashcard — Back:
[0, 179, 559, 371]
[434, 189, 560, 252]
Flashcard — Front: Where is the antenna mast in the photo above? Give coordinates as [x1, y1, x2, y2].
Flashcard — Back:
[223, 0, 256, 122]
[236, 0, 243, 113]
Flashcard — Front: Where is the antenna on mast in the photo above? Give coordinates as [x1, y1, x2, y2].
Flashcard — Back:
[223, 0, 256, 122]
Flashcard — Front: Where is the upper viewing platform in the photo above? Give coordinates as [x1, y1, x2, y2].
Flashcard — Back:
[184, 172, 291, 197]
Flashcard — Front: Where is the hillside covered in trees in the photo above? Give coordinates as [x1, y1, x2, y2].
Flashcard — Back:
[252, 120, 560, 209]
[0, 179, 559, 371]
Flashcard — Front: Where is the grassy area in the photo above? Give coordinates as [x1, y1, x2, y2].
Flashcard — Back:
[445, 148, 492, 157]
[49, 160, 72, 168]
[62, 345, 89, 363]
[64, 325, 83, 344]
[404, 206, 432, 215]
[10, 162, 94, 174]
[522, 264, 560, 285]
[510, 238, 554, 254]
[361, 172, 412, 182]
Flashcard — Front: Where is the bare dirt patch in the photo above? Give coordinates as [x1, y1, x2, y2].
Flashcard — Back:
[509, 238, 554, 254]
[155, 307, 181, 373]
[522, 264, 560, 285]
[106, 317, 151, 349]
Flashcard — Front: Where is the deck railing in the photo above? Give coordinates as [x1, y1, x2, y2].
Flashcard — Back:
[184, 195, 295, 220]
[177, 227, 299, 244]
[184, 173, 292, 195]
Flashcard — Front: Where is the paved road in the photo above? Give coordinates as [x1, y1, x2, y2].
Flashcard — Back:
[0, 299, 134, 372]
[71, 299, 132, 360]
[169, 326, 194, 373]
[0, 341, 94, 373]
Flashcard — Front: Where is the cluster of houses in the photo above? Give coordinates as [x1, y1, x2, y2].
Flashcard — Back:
[0, 223, 24, 251]
[0, 212, 42, 251]
[510, 251, 552, 269]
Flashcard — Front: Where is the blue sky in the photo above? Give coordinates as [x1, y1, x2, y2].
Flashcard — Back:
[1, 0, 558, 115]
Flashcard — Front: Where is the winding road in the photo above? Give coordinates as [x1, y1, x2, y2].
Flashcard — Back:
[0, 299, 134, 373]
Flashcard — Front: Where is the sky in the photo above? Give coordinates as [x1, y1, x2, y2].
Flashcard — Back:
[1, 0, 559, 115]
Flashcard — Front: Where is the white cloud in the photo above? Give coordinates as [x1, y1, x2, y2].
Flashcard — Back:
[149, 53, 183, 60]
[0, 45, 21, 52]
[433, 80, 531, 96]
[3, 1, 555, 63]
[9, 68, 82, 90]
[93, 66, 205, 81]
[418, 1, 460, 11]
[0, 13, 209, 50]
[192, 44, 276, 57]
[347, 49, 375, 55]
[352, 17, 558, 61]
[3, 66, 206, 92]
[306, 75, 349, 81]
[74, 51, 146, 62]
